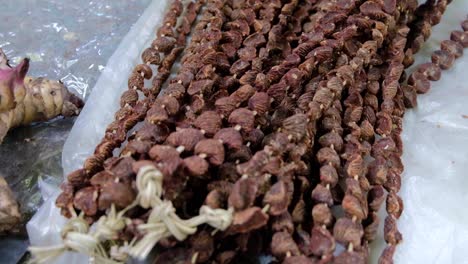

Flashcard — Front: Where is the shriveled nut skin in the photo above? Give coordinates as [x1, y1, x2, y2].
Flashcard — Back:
[228, 207, 268, 234]
[271, 231, 300, 258]
[0, 176, 21, 233]
[228, 178, 257, 211]
[310, 226, 335, 256]
[73, 186, 98, 216]
[98, 181, 136, 210]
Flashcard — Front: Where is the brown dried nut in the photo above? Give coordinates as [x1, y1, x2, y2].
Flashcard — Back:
[237, 46, 257, 61]
[342, 194, 366, 220]
[359, 120, 374, 141]
[156, 95, 180, 116]
[228, 178, 258, 211]
[316, 147, 340, 168]
[372, 137, 396, 158]
[382, 80, 398, 101]
[318, 131, 343, 152]
[229, 207, 269, 234]
[141, 47, 160, 65]
[121, 140, 152, 157]
[243, 32, 266, 47]
[227, 145, 252, 163]
[310, 226, 335, 256]
[215, 96, 237, 117]
[320, 165, 338, 187]
[267, 80, 287, 102]
[379, 245, 396, 264]
[367, 81, 380, 95]
[386, 191, 402, 218]
[239, 70, 257, 86]
[384, 215, 402, 245]
[362, 107, 376, 125]
[173, 71, 194, 88]
[344, 106, 363, 125]
[344, 92, 363, 108]
[230, 84, 255, 105]
[281, 114, 308, 142]
[194, 111, 222, 136]
[213, 128, 242, 150]
[441, 40, 463, 58]
[402, 84, 417, 108]
[204, 189, 225, 209]
[282, 256, 313, 264]
[463, 20, 468, 31]
[368, 186, 385, 212]
[271, 231, 300, 258]
[73, 186, 98, 216]
[384, 169, 402, 193]
[163, 82, 185, 99]
[263, 181, 289, 216]
[244, 128, 264, 148]
[376, 112, 393, 136]
[312, 203, 333, 227]
[128, 72, 144, 90]
[188, 79, 214, 96]
[431, 50, 455, 70]
[230, 59, 250, 76]
[120, 89, 138, 107]
[451, 30, 468, 48]
[183, 156, 209, 178]
[225, 18, 250, 36]
[334, 250, 366, 264]
[311, 184, 333, 206]
[146, 105, 168, 124]
[189, 230, 214, 263]
[89, 170, 114, 187]
[345, 154, 364, 178]
[67, 169, 88, 187]
[194, 139, 225, 166]
[291, 199, 306, 224]
[152, 36, 176, 53]
[134, 123, 169, 143]
[306, 46, 334, 62]
[134, 64, 152, 79]
[313, 88, 334, 109]
[333, 217, 364, 246]
[215, 251, 236, 264]
[166, 128, 204, 152]
[228, 108, 256, 132]
[107, 157, 135, 183]
[248, 92, 270, 116]
[367, 157, 388, 185]
[364, 212, 380, 241]
[98, 181, 136, 210]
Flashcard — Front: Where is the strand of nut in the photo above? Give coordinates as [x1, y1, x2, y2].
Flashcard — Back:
[225, 0, 394, 262]
[56, 0, 204, 220]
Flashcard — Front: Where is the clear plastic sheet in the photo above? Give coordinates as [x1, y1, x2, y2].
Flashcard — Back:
[0, 0, 150, 262]
[27, 1, 468, 264]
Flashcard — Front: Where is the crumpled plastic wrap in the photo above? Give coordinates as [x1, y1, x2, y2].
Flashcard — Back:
[27, 1, 468, 264]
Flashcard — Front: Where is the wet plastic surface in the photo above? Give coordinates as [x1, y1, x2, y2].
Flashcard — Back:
[21, 1, 468, 264]
[0, 0, 151, 262]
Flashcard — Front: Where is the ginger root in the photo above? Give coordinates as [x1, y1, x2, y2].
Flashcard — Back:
[0, 49, 84, 142]
[0, 176, 21, 233]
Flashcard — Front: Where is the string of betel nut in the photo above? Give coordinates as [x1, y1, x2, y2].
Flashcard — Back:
[225, 0, 394, 260]
[29, 0, 206, 263]
[29, 0, 468, 262]
[54, 0, 191, 219]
